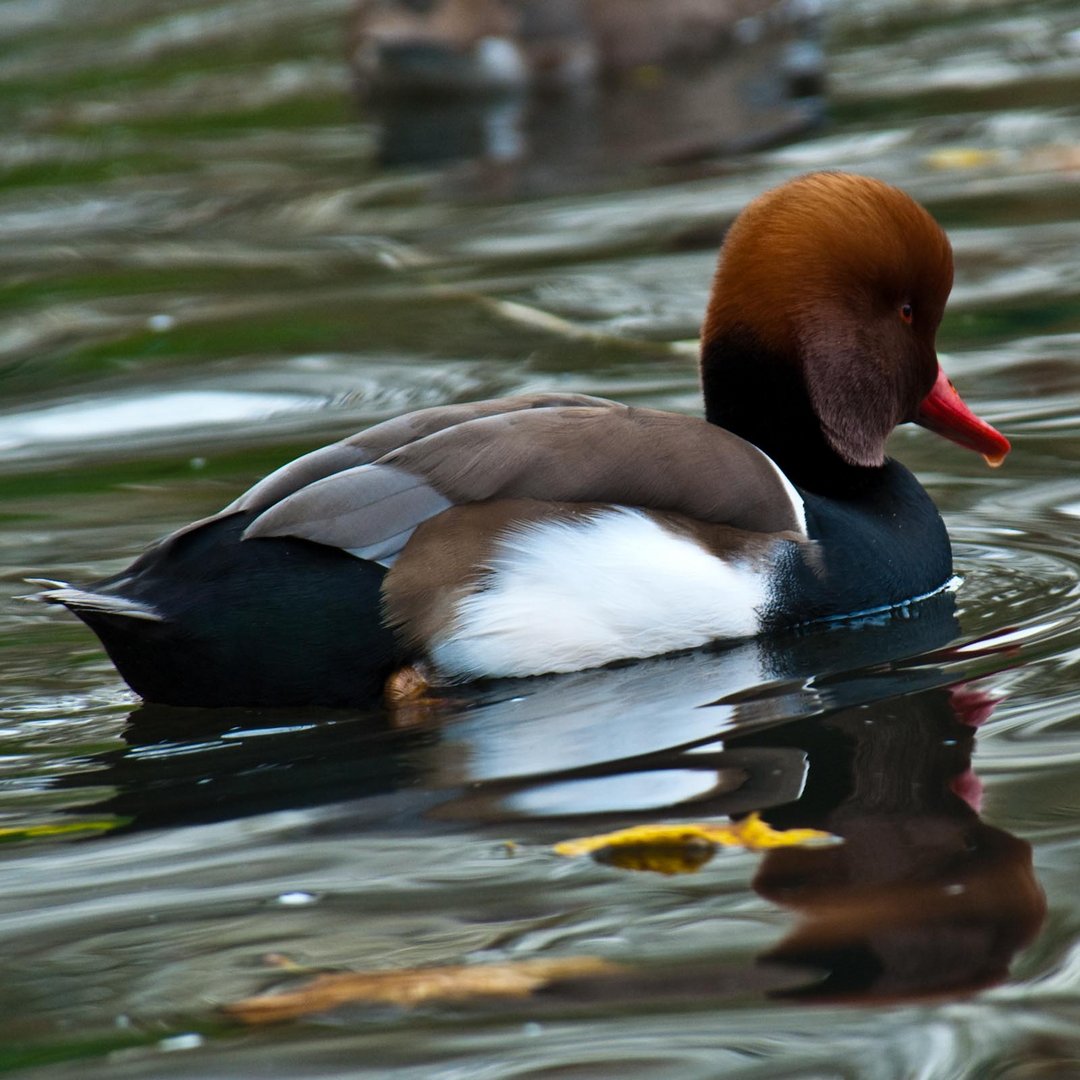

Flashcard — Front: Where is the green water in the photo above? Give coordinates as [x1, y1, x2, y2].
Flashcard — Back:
[2, 0, 1080, 1076]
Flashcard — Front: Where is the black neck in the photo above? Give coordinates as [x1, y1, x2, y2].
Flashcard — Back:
[701, 328, 879, 497]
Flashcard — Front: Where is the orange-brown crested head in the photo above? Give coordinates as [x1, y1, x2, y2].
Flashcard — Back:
[702, 172, 956, 469]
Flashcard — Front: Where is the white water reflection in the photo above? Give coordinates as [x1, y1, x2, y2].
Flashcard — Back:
[0, 391, 307, 456]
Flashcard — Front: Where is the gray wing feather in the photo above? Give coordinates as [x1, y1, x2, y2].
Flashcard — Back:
[244, 464, 452, 565]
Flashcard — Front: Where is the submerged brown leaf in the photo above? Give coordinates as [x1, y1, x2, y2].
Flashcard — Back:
[222, 956, 621, 1025]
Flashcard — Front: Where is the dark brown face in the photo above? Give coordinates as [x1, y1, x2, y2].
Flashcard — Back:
[799, 277, 947, 468]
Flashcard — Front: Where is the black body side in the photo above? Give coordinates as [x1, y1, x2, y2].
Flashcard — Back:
[68, 513, 404, 707]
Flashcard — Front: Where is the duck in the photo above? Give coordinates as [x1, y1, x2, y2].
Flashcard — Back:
[34, 172, 1010, 708]
[349, 0, 816, 97]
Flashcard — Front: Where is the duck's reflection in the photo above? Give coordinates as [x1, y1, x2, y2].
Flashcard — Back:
[464, 678, 1043, 1007]
[739, 687, 1046, 1002]
[67, 592, 1043, 1005]
[512, 681, 1044, 1015]
[73, 590, 964, 830]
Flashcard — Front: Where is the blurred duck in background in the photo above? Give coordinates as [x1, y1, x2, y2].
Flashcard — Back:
[350, 0, 821, 96]
[348, 0, 825, 178]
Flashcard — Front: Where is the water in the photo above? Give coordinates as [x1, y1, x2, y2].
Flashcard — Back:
[2, 0, 1079, 1075]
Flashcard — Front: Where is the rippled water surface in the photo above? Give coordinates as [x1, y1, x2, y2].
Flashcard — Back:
[2, 0, 1080, 1076]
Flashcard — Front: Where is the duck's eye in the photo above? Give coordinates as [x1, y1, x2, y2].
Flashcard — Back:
[900, 302, 914, 325]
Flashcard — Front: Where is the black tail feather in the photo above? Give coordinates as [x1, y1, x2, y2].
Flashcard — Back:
[52, 513, 404, 708]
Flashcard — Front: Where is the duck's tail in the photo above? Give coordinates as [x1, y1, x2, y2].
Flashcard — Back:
[29, 513, 404, 708]
[26, 580, 163, 623]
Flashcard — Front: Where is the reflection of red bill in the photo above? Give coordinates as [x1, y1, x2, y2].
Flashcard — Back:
[946, 684, 999, 813]
[948, 684, 1001, 729]
[950, 767, 984, 813]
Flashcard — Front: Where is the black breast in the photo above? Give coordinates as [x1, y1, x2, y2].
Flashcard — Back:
[766, 460, 953, 627]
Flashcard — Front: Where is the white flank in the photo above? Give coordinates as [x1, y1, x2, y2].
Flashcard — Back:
[430, 508, 769, 680]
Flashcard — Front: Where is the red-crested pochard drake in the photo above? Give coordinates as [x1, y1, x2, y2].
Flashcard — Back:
[35, 173, 1010, 707]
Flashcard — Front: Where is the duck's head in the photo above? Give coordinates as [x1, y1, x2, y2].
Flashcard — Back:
[701, 172, 1009, 490]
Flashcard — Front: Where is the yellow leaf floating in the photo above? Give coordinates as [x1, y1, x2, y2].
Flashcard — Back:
[924, 148, 1001, 170]
[0, 819, 124, 843]
[222, 956, 621, 1025]
[554, 812, 837, 875]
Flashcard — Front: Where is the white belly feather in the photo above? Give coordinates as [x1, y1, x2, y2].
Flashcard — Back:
[428, 508, 771, 679]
